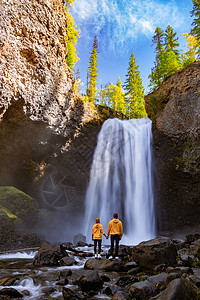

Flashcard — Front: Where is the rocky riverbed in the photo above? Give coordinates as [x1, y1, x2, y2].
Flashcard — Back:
[1, 234, 200, 299]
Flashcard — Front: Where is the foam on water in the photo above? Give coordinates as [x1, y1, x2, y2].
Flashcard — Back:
[0, 251, 37, 260]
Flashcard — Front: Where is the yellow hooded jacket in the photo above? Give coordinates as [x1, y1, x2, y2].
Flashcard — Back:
[92, 223, 105, 240]
[107, 218, 123, 238]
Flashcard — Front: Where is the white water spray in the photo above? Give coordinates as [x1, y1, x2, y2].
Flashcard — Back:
[84, 118, 156, 245]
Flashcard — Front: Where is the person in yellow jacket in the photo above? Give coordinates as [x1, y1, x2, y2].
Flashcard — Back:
[92, 218, 106, 259]
[107, 213, 123, 259]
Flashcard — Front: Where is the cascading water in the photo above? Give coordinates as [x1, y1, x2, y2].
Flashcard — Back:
[84, 117, 156, 245]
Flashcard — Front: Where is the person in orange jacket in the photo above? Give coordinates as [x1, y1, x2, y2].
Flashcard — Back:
[92, 218, 106, 259]
[107, 213, 123, 259]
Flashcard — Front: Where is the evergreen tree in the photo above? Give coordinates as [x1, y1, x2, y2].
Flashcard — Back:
[148, 27, 164, 90]
[190, 0, 200, 54]
[87, 36, 99, 103]
[164, 25, 180, 57]
[124, 53, 147, 119]
[65, 0, 80, 70]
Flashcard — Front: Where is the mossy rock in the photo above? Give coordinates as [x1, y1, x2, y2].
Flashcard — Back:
[0, 186, 39, 225]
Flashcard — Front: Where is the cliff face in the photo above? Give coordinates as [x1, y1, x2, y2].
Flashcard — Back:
[0, 0, 76, 135]
[145, 61, 200, 235]
[0, 0, 126, 241]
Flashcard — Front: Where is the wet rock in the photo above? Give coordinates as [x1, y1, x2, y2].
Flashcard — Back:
[129, 280, 157, 300]
[60, 256, 77, 266]
[0, 296, 11, 300]
[101, 274, 111, 282]
[149, 278, 199, 300]
[132, 236, 177, 270]
[103, 285, 121, 296]
[0, 288, 23, 298]
[60, 269, 72, 277]
[33, 242, 68, 266]
[73, 233, 87, 246]
[116, 276, 138, 287]
[62, 286, 84, 300]
[124, 261, 138, 271]
[112, 291, 127, 300]
[78, 270, 103, 292]
[166, 266, 193, 275]
[153, 264, 167, 273]
[56, 278, 68, 286]
[0, 277, 20, 286]
[84, 257, 124, 272]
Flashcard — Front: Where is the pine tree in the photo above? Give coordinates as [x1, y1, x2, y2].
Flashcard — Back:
[87, 36, 99, 103]
[65, 0, 80, 70]
[190, 0, 200, 54]
[103, 78, 126, 114]
[164, 25, 180, 57]
[148, 27, 164, 90]
[124, 53, 147, 119]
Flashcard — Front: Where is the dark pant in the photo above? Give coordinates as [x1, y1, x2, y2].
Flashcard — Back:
[94, 239, 102, 254]
[110, 234, 120, 257]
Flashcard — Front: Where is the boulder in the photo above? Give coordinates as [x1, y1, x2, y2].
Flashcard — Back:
[149, 278, 199, 300]
[116, 276, 138, 287]
[33, 243, 68, 266]
[62, 287, 84, 300]
[103, 285, 121, 296]
[84, 257, 124, 272]
[129, 280, 157, 300]
[60, 256, 77, 266]
[0, 288, 23, 298]
[112, 291, 127, 300]
[73, 233, 87, 246]
[78, 270, 103, 292]
[132, 236, 177, 270]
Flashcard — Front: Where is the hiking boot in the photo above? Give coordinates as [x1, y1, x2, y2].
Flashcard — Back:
[108, 256, 113, 260]
[115, 256, 119, 260]
[95, 254, 97, 259]
[98, 254, 102, 259]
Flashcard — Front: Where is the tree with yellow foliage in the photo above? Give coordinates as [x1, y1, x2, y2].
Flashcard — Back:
[181, 33, 198, 67]
[65, 0, 80, 70]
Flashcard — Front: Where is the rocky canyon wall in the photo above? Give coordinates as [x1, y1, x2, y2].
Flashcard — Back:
[0, 0, 125, 242]
[145, 61, 200, 236]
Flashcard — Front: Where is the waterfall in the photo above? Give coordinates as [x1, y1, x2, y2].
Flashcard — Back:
[84, 117, 156, 245]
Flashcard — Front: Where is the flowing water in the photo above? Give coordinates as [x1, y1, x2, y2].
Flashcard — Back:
[84, 118, 156, 245]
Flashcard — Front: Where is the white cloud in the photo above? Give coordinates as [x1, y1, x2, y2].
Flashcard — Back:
[70, 0, 188, 53]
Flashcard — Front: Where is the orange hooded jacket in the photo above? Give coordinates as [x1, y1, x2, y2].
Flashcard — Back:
[107, 218, 123, 238]
[92, 223, 105, 240]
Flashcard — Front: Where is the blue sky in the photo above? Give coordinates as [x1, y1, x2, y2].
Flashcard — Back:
[70, 0, 193, 94]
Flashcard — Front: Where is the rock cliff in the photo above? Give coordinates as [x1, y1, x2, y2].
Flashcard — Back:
[145, 61, 200, 235]
[0, 0, 125, 242]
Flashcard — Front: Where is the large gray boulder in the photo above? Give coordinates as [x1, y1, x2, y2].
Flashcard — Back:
[33, 243, 68, 266]
[150, 278, 199, 300]
[129, 280, 157, 300]
[78, 270, 103, 292]
[132, 237, 177, 270]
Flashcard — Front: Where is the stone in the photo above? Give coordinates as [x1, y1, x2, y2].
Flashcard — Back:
[116, 276, 138, 287]
[62, 287, 84, 300]
[56, 278, 68, 285]
[124, 261, 138, 271]
[129, 280, 157, 300]
[101, 274, 111, 282]
[166, 266, 193, 275]
[60, 256, 77, 266]
[103, 285, 121, 296]
[112, 291, 127, 300]
[60, 269, 72, 277]
[132, 236, 177, 270]
[0, 288, 23, 298]
[149, 278, 199, 300]
[78, 270, 103, 292]
[73, 233, 87, 246]
[33, 243, 68, 266]
[84, 257, 124, 272]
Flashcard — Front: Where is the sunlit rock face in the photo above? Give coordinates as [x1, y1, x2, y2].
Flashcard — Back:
[0, 0, 76, 134]
[145, 61, 200, 235]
